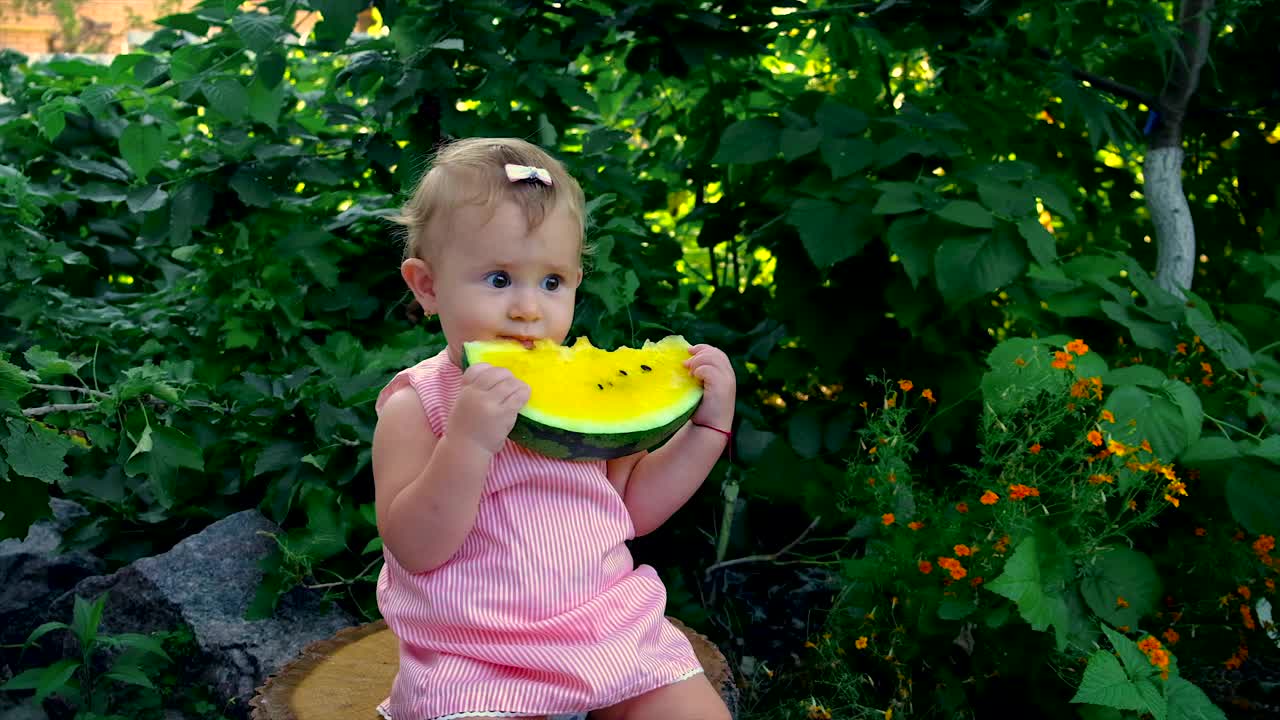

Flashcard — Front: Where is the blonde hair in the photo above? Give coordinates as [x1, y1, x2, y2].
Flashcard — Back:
[393, 137, 587, 261]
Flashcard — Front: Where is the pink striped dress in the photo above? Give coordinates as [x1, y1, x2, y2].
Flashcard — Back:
[373, 349, 704, 720]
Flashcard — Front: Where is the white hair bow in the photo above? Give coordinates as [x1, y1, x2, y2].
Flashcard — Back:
[504, 163, 552, 186]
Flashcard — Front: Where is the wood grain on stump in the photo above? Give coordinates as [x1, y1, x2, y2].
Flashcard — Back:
[249, 617, 738, 719]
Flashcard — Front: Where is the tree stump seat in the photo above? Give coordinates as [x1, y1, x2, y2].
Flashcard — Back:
[249, 617, 739, 719]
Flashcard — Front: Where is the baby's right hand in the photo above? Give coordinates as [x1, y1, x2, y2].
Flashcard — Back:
[448, 363, 530, 455]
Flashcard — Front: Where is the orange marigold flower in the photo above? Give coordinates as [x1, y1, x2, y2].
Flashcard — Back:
[970, 576, 984, 586]
[908, 521, 925, 531]
[1164, 494, 1181, 508]
[882, 513, 896, 526]
[1265, 579, 1275, 592]
[885, 396, 897, 409]
[1116, 596, 1130, 609]
[1029, 443, 1042, 454]
[1140, 439, 1153, 454]
[1108, 439, 1128, 456]
[955, 502, 970, 514]
[1088, 474, 1114, 485]
[1137, 636, 1161, 653]
[1239, 586, 1252, 600]
[1195, 527, 1207, 537]
[1201, 361, 1213, 375]
[1176, 342, 1188, 355]
[954, 544, 972, 557]
[918, 560, 933, 574]
[869, 446, 878, 455]
[1253, 535, 1275, 556]
[1087, 430, 1104, 447]
[899, 379, 914, 392]
[1202, 376, 1214, 387]
[980, 490, 999, 505]
[1163, 628, 1180, 645]
[1014, 357, 1028, 367]
[1009, 484, 1040, 501]
[1127, 499, 1138, 511]
[1101, 410, 1116, 423]
[1066, 339, 1090, 355]
[856, 636, 869, 649]
[1051, 351, 1074, 370]
[921, 388, 936, 404]
[1241, 605, 1257, 630]
[994, 535, 1011, 553]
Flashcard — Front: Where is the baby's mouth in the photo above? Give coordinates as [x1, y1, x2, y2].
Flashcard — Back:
[500, 335, 536, 349]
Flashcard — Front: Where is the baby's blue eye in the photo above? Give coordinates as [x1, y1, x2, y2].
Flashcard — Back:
[486, 271, 511, 289]
[542, 275, 562, 292]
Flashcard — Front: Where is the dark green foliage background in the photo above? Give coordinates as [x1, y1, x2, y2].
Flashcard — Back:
[2, 0, 1280, 716]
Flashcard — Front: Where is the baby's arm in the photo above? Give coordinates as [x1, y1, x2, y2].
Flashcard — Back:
[372, 365, 530, 573]
[608, 344, 736, 536]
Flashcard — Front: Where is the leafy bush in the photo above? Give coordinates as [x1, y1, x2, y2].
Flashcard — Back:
[2, 1, 1280, 718]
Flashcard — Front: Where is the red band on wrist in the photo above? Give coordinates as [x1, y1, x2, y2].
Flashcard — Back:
[691, 420, 733, 462]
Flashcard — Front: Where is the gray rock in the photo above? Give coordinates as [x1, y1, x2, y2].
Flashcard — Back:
[0, 499, 104, 648]
[56, 510, 356, 718]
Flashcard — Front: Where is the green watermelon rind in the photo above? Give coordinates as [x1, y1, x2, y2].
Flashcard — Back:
[461, 338, 703, 462]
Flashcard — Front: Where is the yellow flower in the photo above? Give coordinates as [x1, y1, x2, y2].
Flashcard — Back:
[921, 388, 936, 404]
[856, 636, 869, 649]
[1100, 410, 1116, 423]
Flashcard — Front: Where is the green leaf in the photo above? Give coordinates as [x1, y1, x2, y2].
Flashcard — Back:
[583, 269, 639, 316]
[780, 127, 823, 160]
[786, 198, 870, 268]
[1101, 625, 1157, 682]
[1070, 651, 1147, 710]
[257, 50, 287, 89]
[104, 664, 154, 689]
[1027, 178, 1077, 222]
[0, 355, 34, 413]
[1249, 436, 1280, 463]
[230, 169, 274, 208]
[985, 534, 1073, 649]
[981, 338, 1067, 415]
[1181, 436, 1241, 464]
[248, 76, 287, 128]
[36, 97, 73, 141]
[232, 12, 284, 54]
[21, 621, 68, 650]
[1101, 301, 1176, 349]
[1225, 463, 1280, 535]
[170, 182, 214, 246]
[815, 100, 869, 135]
[206, 78, 250, 124]
[124, 426, 205, 509]
[933, 231, 1027, 304]
[934, 200, 994, 229]
[254, 441, 305, 477]
[0, 658, 80, 703]
[2, 419, 71, 483]
[978, 180, 1036, 217]
[310, 0, 363, 47]
[1102, 382, 1200, 460]
[1166, 677, 1228, 720]
[0, 473, 52, 541]
[71, 592, 107, 649]
[819, 138, 875, 178]
[886, 215, 939, 288]
[1103, 365, 1168, 388]
[126, 185, 168, 213]
[1017, 216, 1058, 266]
[872, 188, 923, 215]
[1081, 547, 1161, 628]
[938, 596, 978, 620]
[788, 407, 823, 459]
[106, 632, 170, 660]
[23, 347, 85, 380]
[1185, 303, 1253, 371]
[80, 85, 117, 119]
[713, 118, 780, 164]
[120, 123, 164, 179]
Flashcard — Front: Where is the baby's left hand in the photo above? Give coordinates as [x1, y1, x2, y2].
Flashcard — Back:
[685, 344, 736, 430]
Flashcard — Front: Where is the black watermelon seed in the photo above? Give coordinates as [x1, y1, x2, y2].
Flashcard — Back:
[596, 383, 603, 390]
[619, 369, 628, 376]
[640, 365, 652, 372]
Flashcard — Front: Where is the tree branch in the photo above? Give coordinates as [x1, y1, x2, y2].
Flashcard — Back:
[24, 402, 98, 417]
[33, 383, 109, 398]
[1031, 48, 1157, 108]
[1150, 0, 1215, 148]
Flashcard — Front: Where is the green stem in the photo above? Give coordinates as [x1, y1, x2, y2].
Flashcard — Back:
[1204, 413, 1264, 442]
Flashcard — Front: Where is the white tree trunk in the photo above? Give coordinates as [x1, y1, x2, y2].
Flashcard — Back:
[1146, 146, 1195, 298]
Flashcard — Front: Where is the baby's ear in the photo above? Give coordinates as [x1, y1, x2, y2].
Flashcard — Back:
[401, 258, 438, 315]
